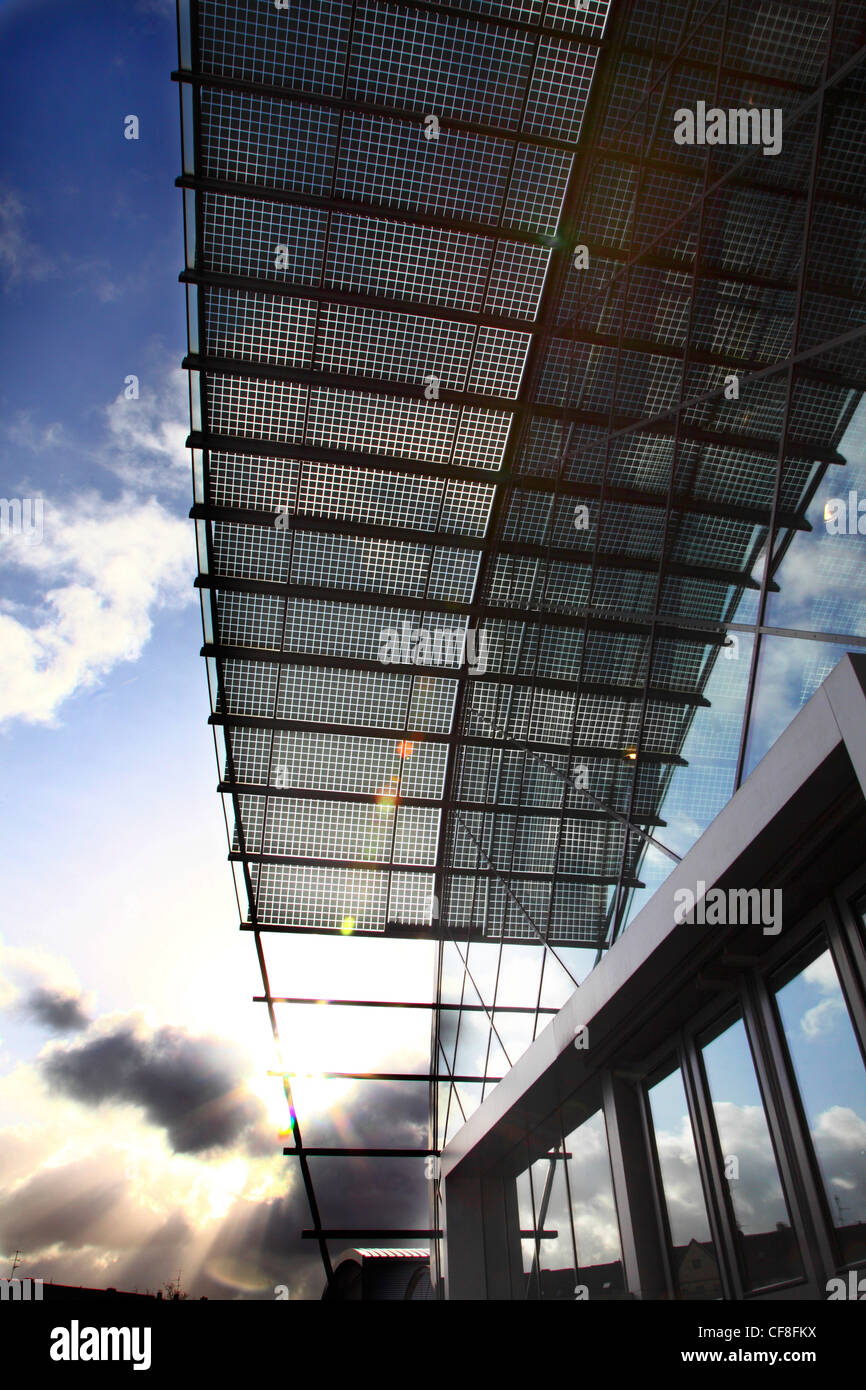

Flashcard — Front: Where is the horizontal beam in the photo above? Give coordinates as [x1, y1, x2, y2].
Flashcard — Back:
[176, 174, 556, 248]
[200, 563, 766, 602]
[173, 67, 580, 153]
[222, 784, 668, 825]
[188, 419, 841, 473]
[191, 503, 487, 546]
[233, 850, 436, 871]
[188, 428, 502, 484]
[256, 996, 559, 1014]
[283, 1147, 438, 1158]
[203, 631, 722, 668]
[184, 351, 519, 411]
[192, 507, 772, 590]
[189, 458, 811, 534]
[184, 271, 863, 392]
[235, 852, 638, 887]
[242, 921, 608, 946]
[278, 1071, 502, 1083]
[302, 1229, 441, 1240]
[180, 268, 535, 333]
[207, 645, 712, 702]
[200, 573, 762, 619]
[576, 240, 864, 307]
[211, 712, 695, 760]
[186, 351, 866, 427]
[591, 144, 866, 216]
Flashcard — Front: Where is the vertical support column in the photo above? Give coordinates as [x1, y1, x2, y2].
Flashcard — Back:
[443, 1168, 524, 1300]
[602, 1071, 667, 1299]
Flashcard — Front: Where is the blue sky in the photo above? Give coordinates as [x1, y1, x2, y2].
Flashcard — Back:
[0, 0, 238, 1035]
[0, 6, 437, 1303]
[0, 0, 343, 1299]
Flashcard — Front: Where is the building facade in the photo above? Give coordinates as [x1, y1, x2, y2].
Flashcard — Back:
[442, 654, 866, 1301]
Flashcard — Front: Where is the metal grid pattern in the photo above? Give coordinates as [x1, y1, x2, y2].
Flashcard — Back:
[177, 0, 866, 1294]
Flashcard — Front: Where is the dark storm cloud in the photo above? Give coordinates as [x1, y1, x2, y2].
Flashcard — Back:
[0, 1080, 432, 1300]
[0, 1157, 131, 1255]
[21, 986, 90, 1033]
[20, 1015, 435, 1298]
[203, 1129, 433, 1299]
[42, 1023, 272, 1156]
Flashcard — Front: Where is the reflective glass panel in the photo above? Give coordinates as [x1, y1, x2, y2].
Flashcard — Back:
[774, 946, 866, 1265]
[648, 1066, 721, 1299]
[701, 1016, 803, 1289]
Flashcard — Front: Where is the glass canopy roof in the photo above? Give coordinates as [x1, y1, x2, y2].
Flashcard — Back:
[177, 0, 866, 1289]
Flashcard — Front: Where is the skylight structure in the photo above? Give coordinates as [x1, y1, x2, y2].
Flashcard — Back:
[176, 0, 866, 1293]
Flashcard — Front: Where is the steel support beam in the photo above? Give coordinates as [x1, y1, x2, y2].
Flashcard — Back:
[172, 67, 581, 154]
[183, 269, 865, 388]
[213, 712, 691, 767]
[176, 173, 556, 247]
[260, 996, 559, 1014]
[284, 1148, 438, 1158]
[191, 486, 810, 534]
[221, 784, 668, 825]
[180, 267, 534, 332]
[198, 569, 762, 611]
[192, 514, 772, 592]
[573, 240, 864, 306]
[185, 349, 866, 426]
[204, 645, 718, 699]
[302, 1229, 442, 1240]
[240, 920, 604, 945]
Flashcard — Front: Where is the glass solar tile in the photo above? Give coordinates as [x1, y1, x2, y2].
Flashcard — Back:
[200, 193, 328, 284]
[199, 0, 352, 95]
[199, 90, 339, 195]
[336, 114, 514, 223]
[348, 1, 535, 129]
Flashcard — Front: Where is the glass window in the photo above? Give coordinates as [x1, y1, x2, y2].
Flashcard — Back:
[701, 1015, 803, 1289]
[647, 1066, 722, 1299]
[564, 1110, 624, 1300]
[516, 1109, 623, 1300]
[774, 946, 866, 1265]
[518, 1146, 575, 1300]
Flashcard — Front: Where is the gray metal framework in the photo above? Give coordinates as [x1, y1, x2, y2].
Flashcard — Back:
[176, 0, 866, 1294]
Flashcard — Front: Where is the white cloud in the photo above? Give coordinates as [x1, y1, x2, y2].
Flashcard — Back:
[812, 1103, 866, 1150]
[0, 188, 54, 288]
[101, 367, 191, 494]
[801, 994, 846, 1040]
[0, 491, 193, 726]
[3, 412, 65, 454]
[802, 952, 840, 994]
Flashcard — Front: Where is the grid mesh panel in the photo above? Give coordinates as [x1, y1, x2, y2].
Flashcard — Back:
[184, 0, 866, 1274]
